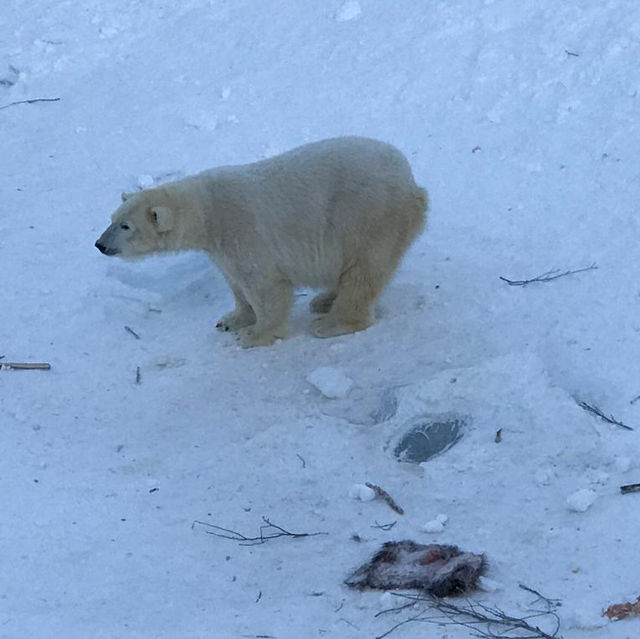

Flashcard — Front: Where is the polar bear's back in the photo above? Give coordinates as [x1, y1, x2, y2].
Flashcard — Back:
[199, 137, 427, 288]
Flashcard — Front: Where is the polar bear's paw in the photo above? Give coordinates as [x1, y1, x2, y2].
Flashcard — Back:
[237, 327, 281, 348]
[216, 309, 256, 332]
[311, 316, 371, 338]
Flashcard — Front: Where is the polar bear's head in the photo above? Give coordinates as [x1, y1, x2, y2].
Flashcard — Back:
[95, 191, 175, 259]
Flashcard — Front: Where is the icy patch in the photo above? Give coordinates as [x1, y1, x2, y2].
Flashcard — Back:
[319, 387, 397, 425]
[306, 366, 353, 399]
[335, 1, 362, 22]
[349, 483, 375, 502]
[393, 415, 465, 463]
[566, 488, 597, 512]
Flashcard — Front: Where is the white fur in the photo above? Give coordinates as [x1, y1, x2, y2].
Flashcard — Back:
[96, 137, 428, 347]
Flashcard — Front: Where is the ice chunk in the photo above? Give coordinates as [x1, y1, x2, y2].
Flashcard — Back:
[422, 519, 445, 533]
[349, 483, 375, 502]
[478, 576, 502, 592]
[566, 488, 597, 512]
[306, 366, 353, 399]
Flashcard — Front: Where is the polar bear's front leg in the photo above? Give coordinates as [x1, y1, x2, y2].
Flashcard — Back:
[216, 284, 256, 332]
[237, 279, 293, 348]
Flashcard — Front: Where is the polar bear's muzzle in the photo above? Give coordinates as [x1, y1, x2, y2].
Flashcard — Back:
[95, 240, 119, 255]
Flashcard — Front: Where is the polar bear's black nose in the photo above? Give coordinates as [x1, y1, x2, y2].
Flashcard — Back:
[95, 241, 108, 253]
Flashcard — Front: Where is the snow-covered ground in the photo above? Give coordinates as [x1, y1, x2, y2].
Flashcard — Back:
[3, 1, 640, 637]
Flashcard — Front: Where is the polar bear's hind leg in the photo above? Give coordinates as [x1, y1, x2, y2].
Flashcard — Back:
[309, 291, 337, 314]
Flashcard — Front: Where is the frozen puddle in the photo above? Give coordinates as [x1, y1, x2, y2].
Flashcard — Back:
[393, 414, 465, 463]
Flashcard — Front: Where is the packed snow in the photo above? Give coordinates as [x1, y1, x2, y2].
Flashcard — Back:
[3, 1, 640, 638]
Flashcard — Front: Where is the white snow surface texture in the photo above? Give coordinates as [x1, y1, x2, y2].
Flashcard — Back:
[2, 2, 640, 638]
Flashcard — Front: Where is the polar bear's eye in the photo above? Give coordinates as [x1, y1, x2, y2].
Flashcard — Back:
[120, 223, 130, 230]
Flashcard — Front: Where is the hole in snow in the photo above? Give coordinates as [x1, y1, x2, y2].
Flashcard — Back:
[393, 415, 466, 463]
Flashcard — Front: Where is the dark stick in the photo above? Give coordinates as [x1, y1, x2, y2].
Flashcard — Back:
[620, 483, 640, 495]
[500, 263, 597, 287]
[296, 453, 306, 468]
[576, 400, 633, 431]
[124, 325, 141, 340]
[365, 482, 404, 515]
[135, 366, 141, 384]
[0, 97, 61, 111]
[0, 362, 51, 370]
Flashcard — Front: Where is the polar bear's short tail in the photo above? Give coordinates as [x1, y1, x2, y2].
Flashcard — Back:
[415, 186, 429, 213]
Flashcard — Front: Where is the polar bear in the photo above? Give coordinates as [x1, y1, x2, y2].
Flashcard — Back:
[95, 137, 428, 347]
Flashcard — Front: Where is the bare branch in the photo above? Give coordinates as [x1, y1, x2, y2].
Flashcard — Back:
[375, 591, 562, 639]
[0, 97, 60, 111]
[576, 399, 633, 431]
[500, 263, 597, 287]
[192, 517, 328, 546]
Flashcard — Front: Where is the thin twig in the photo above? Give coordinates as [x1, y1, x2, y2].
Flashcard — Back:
[135, 366, 141, 384]
[371, 520, 397, 531]
[565, 49, 580, 57]
[375, 609, 427, 639]
[576, 400, 633, 431]
[499, 263, 597, 287]
[0, 97, 60, 111]
[519, 584, 562, 609]
[192, 517, 327, 546]
[365, 483, 404, 515]
[374, 600, 417, 618]
[296, 453, 306, 468]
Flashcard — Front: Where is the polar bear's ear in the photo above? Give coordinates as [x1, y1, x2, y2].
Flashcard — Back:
[121, 191, 135, 202]
[150, 206, 174, 233]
